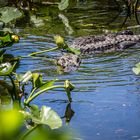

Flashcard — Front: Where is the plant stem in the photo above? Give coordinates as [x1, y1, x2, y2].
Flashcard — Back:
[24, 85, 64, 105]
[29, 47, 58, 56]
[28, 88, 36, 98]
[8, 74, 16, 100]
[19, 124, 39, 140]
[66, 90, 72, 102]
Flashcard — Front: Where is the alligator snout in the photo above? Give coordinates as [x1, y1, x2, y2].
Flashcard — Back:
[57, 53, 81, 72]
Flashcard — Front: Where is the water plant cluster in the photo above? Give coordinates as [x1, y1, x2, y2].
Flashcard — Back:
[0, 30, 75, 140]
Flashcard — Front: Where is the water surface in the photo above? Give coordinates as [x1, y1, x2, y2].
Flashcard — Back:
[8, 1, 140, 139]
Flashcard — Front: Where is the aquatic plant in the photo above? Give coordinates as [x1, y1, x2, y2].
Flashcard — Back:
[0, 30, 75, 139]
[132, 62, 140, 75]
[29, 35, 80, 56]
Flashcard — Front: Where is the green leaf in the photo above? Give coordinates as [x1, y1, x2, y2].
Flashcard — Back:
[32, 73, 43, 88]
[16, 71, 32, 83]
[64, 80, 75, 91]
[30, 104, 40, 118]
[0, 33, 11, 43]
[33, 106, 62, 129]
[39, 79, 58, 90]
[0, 7, 22, 23]
[58, 0, 69, 11]
[135, 62, 140, 68]
[54, 35, 67, 49]
[132, 67, 140, 75]
[0, 49, 6, 57]
[0, 62, 16, 76]
[64, 80, 75, 102]
[0, 33, 13, 48]
[66, 47, 81, 55]
[132, 62, 140, 75]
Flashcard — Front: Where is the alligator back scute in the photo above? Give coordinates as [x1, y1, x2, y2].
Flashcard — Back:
[71, 34, 140, 54]
[58, 31, 140, 72]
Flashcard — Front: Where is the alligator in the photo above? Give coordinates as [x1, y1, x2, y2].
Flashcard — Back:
[57, 30, 140, 72]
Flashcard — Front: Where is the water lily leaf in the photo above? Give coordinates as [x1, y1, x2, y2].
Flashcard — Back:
[23, 106, 62, 129]
[32, 73, 43, 88]
[0, 7, 22, 23]
[30, 15, 45, 27]
[33, 106, 62, 129]
[58, 0, 69, 11]
[39, 79, 58, 90]
[0, 62, 16, 76]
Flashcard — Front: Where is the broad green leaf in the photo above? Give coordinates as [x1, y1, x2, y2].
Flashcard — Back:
[0, 7, 22, 23]
[16, 71, 32, 83]
[0, 32, 19, 48]
[0, 33, 13, 48]
[32, 73, 43, 88]
[0, 33, 11, 43]
[0, 62, 16, 76]
[58, 0, 69, 11]
[30, 15, 45, 27]
[136, 62, 140, 68]
[33, 106, 62, 129]
[39, 79, 58, 90]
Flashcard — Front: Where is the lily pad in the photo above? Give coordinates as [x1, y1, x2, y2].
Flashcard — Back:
[23, 106, 62, 129]
[0, 7, 22, 23]
[58, 0, 69, 11]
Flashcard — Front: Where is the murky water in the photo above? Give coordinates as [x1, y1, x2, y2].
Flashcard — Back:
[7, 0, 140, 139]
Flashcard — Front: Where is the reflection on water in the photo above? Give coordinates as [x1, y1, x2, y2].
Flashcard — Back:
[7, 0, 140, 139]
